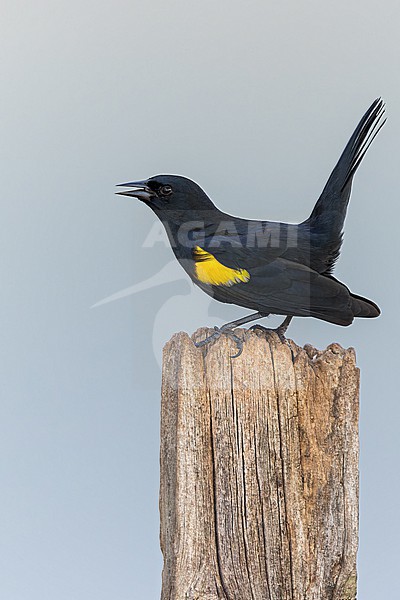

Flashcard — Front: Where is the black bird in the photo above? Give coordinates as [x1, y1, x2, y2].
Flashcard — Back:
[117, 99, 384, 355]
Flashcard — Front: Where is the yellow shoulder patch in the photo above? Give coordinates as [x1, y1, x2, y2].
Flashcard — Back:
[193, 246, 250, 287]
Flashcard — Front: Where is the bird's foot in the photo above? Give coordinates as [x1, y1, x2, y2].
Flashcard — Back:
[250, 316, 293, 344]
[194, 325, 244, 358]
[249, 324, 288, 344]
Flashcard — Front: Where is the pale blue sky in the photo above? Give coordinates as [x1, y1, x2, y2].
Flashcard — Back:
[1, 1, 399, 598]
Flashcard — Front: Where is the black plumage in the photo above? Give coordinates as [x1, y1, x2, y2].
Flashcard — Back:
[117, 99, 384, 343]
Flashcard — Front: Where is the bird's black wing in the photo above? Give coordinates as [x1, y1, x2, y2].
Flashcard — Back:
[200, 220, 294, 268]
[203, 256, 359, 326]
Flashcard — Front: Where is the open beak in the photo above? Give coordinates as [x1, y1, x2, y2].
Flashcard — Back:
[115, 180, 156, 201]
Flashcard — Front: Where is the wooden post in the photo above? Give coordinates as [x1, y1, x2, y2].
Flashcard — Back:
[160, 328, 360, 600]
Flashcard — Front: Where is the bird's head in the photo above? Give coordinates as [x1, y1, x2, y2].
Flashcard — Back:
[116, 174, 216, 217]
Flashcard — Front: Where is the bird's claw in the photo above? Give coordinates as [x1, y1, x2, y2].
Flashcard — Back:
[250, 324, 288, 344]
[194, 328, 221, 348]
[225, 330, 244, 358]
[195, 326, 244, 358]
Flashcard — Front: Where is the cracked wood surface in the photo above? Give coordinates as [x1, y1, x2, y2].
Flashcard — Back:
[160, 328, 360, 600]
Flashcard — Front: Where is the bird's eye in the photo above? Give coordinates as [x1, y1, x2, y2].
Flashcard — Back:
[160, 185, 173, 196]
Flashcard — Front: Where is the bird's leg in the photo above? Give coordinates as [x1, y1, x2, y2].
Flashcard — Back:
[250, 315, 293, 342]
[195, 311, 266, 357]
[276, 315, 293, 337]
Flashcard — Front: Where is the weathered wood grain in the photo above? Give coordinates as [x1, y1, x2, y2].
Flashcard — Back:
[160, 328, 359, 600]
